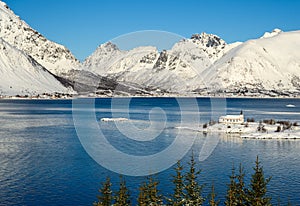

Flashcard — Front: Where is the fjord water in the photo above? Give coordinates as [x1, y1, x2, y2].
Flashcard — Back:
[0, 98, 299, 205]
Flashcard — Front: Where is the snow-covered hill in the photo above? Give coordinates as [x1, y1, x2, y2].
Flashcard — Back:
[0, 38, 72, 96]
[0, 1, 80, 75]
[202, 30, 300, 96]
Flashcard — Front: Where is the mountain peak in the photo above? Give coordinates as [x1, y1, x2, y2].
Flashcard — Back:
[98, 42, 119, 52]
[190, 32, 226, 47]
[188, 32, 227, 63]
[86, 42, 121, 60]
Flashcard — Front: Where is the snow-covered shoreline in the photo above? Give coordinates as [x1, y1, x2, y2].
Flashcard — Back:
[1, 93, 300, 100]
[199, 121, 300, 140]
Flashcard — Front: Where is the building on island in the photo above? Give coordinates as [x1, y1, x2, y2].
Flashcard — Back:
[219, 111, 244, 124]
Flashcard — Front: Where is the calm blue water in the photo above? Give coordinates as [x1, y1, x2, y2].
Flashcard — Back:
[0, 98, 300, 205]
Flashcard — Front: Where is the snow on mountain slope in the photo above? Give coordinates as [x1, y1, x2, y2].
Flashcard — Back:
[83, 42, 125, 75]
[84, 42, 156, 76]
[84, 40, 214, 92]
[119, 41, 212, 92]
[0, 1, 80, 75]
[202, 30, 300, 94]
[188, 32, 241, 63]
[1, 0, 298, 97]
[0, 38, 71, 96]
[83, 32, 247, 93]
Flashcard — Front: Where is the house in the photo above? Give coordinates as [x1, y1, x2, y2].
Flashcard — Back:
[219, 111, 244, 124]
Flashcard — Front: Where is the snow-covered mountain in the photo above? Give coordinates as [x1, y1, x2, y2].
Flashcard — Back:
[84, 42, 197, 92]
[84, 29, 300, 96]
[0, 38, 72, 96]
[1, 0, 299, 97]
[0, 1, 80, 75]
[83, 33, 239, 92]
[202, 30, 300, 96]
[190, 33, 243, 66]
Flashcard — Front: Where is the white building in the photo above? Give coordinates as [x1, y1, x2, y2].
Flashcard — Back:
[219, 111, 244, 124]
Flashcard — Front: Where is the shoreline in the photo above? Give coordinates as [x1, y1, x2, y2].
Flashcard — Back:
[198, 121, 300, 140]
[1, 94, 300, 100]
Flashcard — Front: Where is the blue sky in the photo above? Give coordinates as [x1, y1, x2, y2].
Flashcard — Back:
[5, 0, 300, 61]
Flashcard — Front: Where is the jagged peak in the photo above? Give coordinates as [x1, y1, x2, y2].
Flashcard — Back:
[98, 42, 119, 52]
[190, 32, 227, 47]
[83, 42, 122, 66]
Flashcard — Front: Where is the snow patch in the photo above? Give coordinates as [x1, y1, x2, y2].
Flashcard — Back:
[100, 117, 129, 122]
[261, 28, 282, 39]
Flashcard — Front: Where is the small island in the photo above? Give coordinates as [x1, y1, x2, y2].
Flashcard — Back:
[201, 111, 300, 139]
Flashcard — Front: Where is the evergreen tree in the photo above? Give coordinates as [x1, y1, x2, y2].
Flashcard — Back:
[114, 176, 130, 206]
[168, 160, 185, 206]
[225, 163, 249, 206]
[137, 177, 163, 206]
[247, 156, 272, 206]
[225, 165, 238, 206]
[209, 183, 220, 206]
[137, 182, 148, 206]
[147, 176, 163, 205]
[236, 163, 248, 205]
[94, 177, 113, 206]
[184, 152, 205, 205]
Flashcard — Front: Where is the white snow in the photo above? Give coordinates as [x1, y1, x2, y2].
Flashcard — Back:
[1, 0, 300, 97]
[0, 38, 72, 96]
[196, 122, 300, 140]
[286, 104, 296, 108]
[84, 29, 300, 96]
[83, 38, 215, 92]
[260, 28, 282, 39]
[201, 30, 300, 93]
[189, 32, 228, 63]
[100, 117, 129, 122]
[0, 1, 80, 75]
